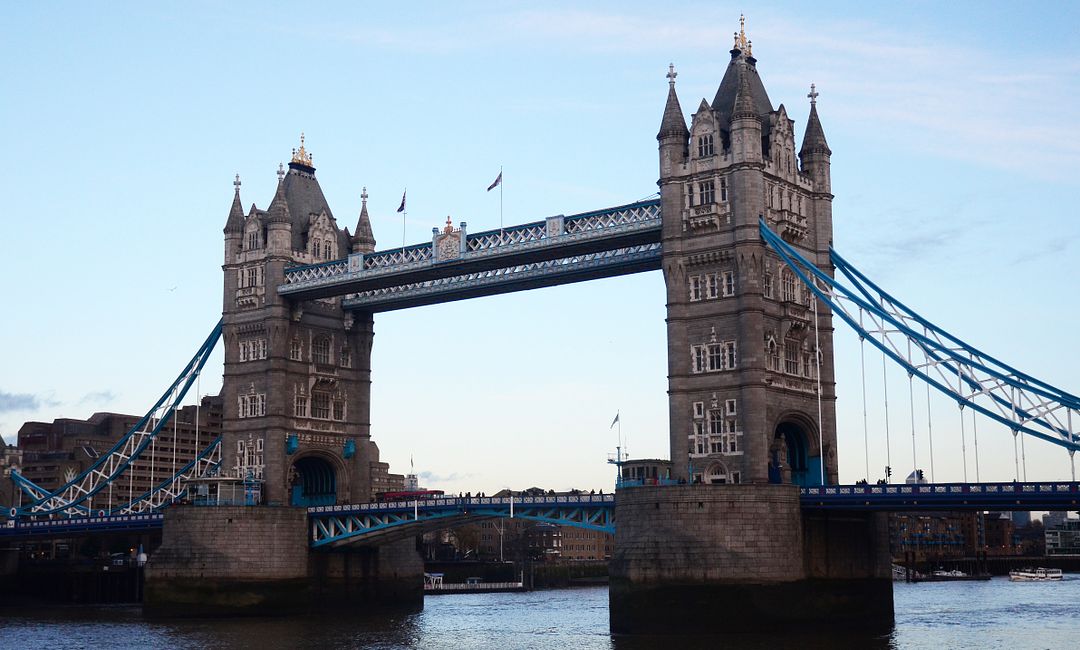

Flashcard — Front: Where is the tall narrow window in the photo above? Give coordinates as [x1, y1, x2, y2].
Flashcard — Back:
[313, 337, 330, 365]
[290, 338, 302, 361]
[689, 276, 702, 301]
[312, 240, 321, 259]
[720, 178, 728, 202]
[697, 134, 714, 158]
[707, 344, 723, 372]
[332, 399, 345, 421]
[691, 345, 706, 373]
[700, 180, 715, 204]
[723, 341, 737, 369]
[722, 271, 735, 297]
[294, 394, 308, 417]
[340, 346, 351, 368]
[763, 271, 773, 299]
[325, 239, 333, 259]
[781, 269, 797, 302]
[784, 342, 800, 375]
[312, 393, 330, 419]
[706, 274, 719, 299]
[688, 183, 695, 207]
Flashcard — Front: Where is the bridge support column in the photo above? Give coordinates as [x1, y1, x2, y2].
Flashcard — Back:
[609, 484, 892, 634]
[145, 505, 422, 617]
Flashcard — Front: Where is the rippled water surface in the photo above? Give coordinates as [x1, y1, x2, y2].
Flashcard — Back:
[3, 578, 1079, 649]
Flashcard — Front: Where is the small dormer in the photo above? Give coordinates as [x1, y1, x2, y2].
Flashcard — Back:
[306, 209, 339, 262]
[768, 104, 798, 177]
[690, 100, 718, 160]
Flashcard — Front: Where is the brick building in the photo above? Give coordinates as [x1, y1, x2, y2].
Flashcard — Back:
[14, 395, 221, 511]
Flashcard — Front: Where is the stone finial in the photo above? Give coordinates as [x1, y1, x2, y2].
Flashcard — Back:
[666, 63, 677, 87]
[277, 162, 285, 183]
[443, 216, 454, 234]
[233, 173, 241, 194]
[808, 83, 819, 106]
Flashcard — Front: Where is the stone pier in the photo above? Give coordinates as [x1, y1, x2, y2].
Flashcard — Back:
[144, 506, 422, 617]
[609, 484, 893, 634]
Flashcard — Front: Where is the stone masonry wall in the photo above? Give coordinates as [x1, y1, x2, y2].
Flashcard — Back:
[612, 483, 805, 584]
[146, 505, 308, 581]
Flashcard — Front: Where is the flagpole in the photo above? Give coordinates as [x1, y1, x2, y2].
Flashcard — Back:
[499, 165, 503, 235]
[402, 187, 407, 258]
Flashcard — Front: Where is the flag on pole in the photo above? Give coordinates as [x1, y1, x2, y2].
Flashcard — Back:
[397, 190, 406, 213]
[610, 412, 620, 429]
[487, 171, 502, 192]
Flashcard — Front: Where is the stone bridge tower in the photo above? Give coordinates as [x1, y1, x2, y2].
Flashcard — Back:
[658, 22, 837, 486]
[220, 136, 391, 506]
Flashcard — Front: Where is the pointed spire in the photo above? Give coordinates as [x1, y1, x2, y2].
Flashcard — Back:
[224, 174, 245, 233]
[657, 63, 689, 141]
[800, 84, 831, 156]
[732, 64, 758, 122]
[268, 176, 291, 224]
[351, 186, 376, 253]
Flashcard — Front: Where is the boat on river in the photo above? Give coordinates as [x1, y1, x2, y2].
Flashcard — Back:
[1009, 567, 1063, 582]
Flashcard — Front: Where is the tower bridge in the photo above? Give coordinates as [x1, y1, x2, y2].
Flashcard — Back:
[4, 16, 1079, 633]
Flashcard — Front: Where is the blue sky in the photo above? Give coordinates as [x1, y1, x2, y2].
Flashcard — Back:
[2, 2, 1078, 493]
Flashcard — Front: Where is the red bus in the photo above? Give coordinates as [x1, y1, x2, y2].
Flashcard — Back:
[375, 489, 445, 502]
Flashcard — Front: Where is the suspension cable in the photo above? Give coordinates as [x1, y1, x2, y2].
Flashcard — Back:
[1072, 410, 1077, 482]
[1020, 429, 1028, 482]
[859, 309, 870, 482]
[171, 404, 178, 484]
[907, 338, 918, 481]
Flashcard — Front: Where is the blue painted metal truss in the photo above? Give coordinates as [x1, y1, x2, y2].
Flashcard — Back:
[280, 199, 661, 309]
[760, 220, 1080, 459]
[6, 321, 223, 518]
[0, 513, 164, 540]
[308, 494, 615, 548]
[801, 481, 1080, 511]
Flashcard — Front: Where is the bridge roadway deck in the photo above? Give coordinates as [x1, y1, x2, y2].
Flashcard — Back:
[4, 482, 1078, 542]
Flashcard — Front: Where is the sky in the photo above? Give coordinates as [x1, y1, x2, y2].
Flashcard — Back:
[2, 1, 1079, 495]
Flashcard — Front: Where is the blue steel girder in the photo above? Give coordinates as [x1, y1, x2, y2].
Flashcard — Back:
[800, 481, 1080, 511]
[308, 495, 615, 548]
[279, 199, 661, 303]
[342, 244, 660, 312]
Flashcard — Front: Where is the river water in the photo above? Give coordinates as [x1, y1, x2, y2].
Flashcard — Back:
[2, 578, 1078, 649]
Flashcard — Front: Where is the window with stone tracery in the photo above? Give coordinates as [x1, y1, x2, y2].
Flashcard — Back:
[697, 134, 714, 158]
[766, 336, 780, 371]
[784, 341, 801, 375]
[312, 392, 330, 419]
[689, 276, 702, 301]
[700, 180, 715, 204]
[781, 268, 797, 302]
[763, 270, 773, 299]
[312, 239, 322, 259]
[313, 337, 330, 365]
[720, 177, 728, 202]
[340, 346, 351, 368]
[722, 270, 735, 297]
[706, 274, 718, 299]
[290, 338, 302, 361]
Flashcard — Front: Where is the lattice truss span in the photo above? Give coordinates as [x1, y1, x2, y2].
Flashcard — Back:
[309, 495, 615, 548]
[7, 322, 224, 518]
[280, 199, 661, 297]
[760, 220, 1080, 463]
[342, 244, 662, 311]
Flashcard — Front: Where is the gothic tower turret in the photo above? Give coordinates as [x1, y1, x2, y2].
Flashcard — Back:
[220, 135, 392, 507]
[351, 187, 376, 254]
[659, 16, 838, 486]
[800, 85, 833, 259]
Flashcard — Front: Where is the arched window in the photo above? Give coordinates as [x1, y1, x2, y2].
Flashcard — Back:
[705, 462, 728, 484]
[697, 134, 714, 158]
[324, 239, 333, 259]
[312, 240, 321, 259]
[290, 338, 302, 361]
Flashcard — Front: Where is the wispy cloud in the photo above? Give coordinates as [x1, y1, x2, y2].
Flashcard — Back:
[79, 390, 117, 405]
[0, 390, 58, 413]
[419, 470, 476, 484]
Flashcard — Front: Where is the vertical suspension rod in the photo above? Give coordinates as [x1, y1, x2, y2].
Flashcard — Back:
[924, 327, 935, 483]
[859, 310, 870, 482]
[907, 338, 918, 481]
[814, 291, 825, 485]
[957, 365, 968, 483]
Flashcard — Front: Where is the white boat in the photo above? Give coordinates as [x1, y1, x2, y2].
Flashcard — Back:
[1009, 568, 1063, 582]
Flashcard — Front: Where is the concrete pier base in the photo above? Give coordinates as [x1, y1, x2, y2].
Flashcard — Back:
[609, 484, 893, 634]
[144, 506, 423, 617]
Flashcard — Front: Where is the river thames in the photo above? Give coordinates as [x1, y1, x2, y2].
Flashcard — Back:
[2, 577, 1078, 649]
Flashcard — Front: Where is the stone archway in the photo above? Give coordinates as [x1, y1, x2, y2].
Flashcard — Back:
[772, 418, 822, 487]
[704, 461, 729, 485]
[289, 455, 337, 507]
